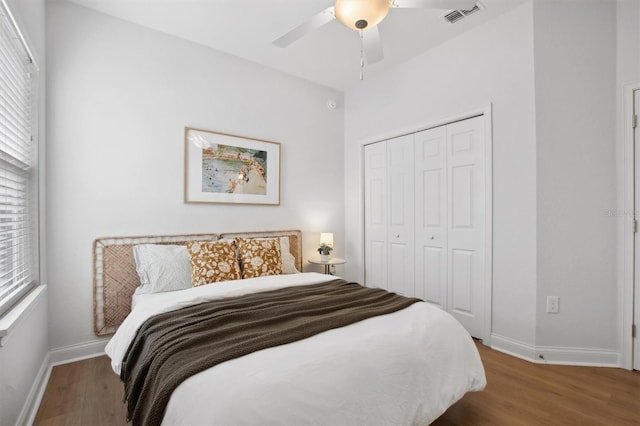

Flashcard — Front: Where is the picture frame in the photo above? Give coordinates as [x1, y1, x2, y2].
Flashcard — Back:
[184, 127, 280, 205]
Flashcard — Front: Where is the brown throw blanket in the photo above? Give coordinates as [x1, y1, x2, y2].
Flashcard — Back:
[120, 279, 421, 426]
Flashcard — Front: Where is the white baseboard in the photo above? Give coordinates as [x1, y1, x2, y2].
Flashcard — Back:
[49, 339, 108, 366]
[17, 352, 51, 426]
[491, 333, 619, 367]
[533, 344, 619, 367]
[21, 340, 107, 425]
[490, 333, 538, 362]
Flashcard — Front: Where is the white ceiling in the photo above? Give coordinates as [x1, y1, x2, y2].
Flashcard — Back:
[66, 0, 527, 91]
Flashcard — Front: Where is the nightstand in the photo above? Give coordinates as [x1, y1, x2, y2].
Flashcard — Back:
[308, 258, 346, 275]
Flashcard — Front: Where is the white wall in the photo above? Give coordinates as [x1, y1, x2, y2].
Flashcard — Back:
[46, 1, 344, 350]
[0, 289, 48, 426]
[616, 0, 640, 368]
[346, 0, 627, 360]
[533, 0, 617, 350]
[616, 0, 640, 87]
[0, 0, 49, 424]
[344, 3, 538, 345]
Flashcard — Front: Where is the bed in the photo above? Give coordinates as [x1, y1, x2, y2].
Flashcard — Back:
[96, 230, 486, 425]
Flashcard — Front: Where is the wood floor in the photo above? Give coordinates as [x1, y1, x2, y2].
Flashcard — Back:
[34, 342, 640, 425]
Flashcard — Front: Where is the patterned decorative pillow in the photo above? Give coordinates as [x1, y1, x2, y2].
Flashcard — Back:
[186, 240, 241, 287]
[236, 237, 283, 278]
[253, 237, 299, 274]
[278, 236, 299, 274]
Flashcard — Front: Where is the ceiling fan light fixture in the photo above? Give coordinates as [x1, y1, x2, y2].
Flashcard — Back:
[334, 0, 391, 31]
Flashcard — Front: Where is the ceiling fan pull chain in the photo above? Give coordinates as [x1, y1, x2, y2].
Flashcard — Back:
[359, 29, 365, 81]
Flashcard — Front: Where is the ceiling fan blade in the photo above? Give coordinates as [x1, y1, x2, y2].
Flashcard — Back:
[363, 26, 384, 64]
[273, 7, 336, 48]
[393, 0, 477, 9]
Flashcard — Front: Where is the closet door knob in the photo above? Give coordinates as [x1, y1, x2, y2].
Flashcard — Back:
[394, 234, 399, 238]
[430, 236, 435, 240]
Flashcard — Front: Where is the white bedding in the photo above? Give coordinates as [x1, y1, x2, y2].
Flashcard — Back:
[106, 272, 486, 425]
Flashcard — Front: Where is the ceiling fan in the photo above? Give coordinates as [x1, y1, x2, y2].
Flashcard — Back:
[273, 0, 478, 77]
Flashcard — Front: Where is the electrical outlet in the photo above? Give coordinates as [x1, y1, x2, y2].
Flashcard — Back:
[546, 296, 559, 313]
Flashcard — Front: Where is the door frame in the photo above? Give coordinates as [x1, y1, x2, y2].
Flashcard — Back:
[623, 83, 640, 370]
[359, 104, 493, 345]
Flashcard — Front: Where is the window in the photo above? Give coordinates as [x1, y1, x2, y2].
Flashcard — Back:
[0, 0, 39, 317]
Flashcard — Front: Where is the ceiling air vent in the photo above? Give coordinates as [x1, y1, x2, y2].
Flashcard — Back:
[442, 2, 484, 24]
[443, 9, 465, 24]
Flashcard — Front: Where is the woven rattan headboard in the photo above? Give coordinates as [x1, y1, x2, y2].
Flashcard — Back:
[93, 230, 303, 336]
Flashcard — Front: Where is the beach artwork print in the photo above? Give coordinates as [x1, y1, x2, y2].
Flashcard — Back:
[184, 127, 280, 205]
[201, 144, 267, 195]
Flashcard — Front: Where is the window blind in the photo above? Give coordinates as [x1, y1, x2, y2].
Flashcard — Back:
[0, 0, 38, 317]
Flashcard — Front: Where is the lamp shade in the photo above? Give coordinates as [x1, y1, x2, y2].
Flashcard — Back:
[334, 0, 391, 31]
[320, 233, 334, 247]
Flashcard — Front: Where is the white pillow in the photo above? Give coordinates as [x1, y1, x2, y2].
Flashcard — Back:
[133, 244, 192, 294]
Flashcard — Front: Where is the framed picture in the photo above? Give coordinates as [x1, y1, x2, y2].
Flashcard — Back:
[184, 127, 280, 205]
